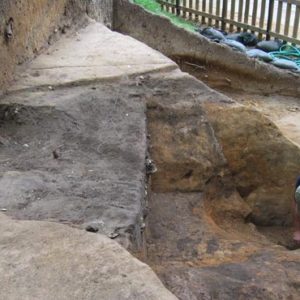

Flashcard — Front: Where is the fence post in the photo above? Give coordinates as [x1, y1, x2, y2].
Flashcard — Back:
[266, 0, 274, 40]
[176, 0, 180, 16]
[221, 0, 228, 31]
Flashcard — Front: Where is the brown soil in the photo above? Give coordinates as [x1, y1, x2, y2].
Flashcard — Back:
[176, 59, 300, 250]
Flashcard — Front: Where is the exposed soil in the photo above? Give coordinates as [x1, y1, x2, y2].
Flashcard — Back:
[143, 191, 300, 299]
[1, 17, 300, 299]
[140, 58, 300, 299]
[0, 81, 148, 251]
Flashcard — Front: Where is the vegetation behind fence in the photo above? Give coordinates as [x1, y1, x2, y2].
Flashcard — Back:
[157, 0, 300, 44]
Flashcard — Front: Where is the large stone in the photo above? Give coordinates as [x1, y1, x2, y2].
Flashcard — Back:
[0, 213, 177, 300]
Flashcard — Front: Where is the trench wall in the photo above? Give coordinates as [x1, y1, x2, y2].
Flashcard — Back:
[114, 0, 300, 96]
[0, 0, 113, 92]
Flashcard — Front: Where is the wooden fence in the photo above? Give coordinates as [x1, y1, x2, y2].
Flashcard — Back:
[157, 0, 300, 44]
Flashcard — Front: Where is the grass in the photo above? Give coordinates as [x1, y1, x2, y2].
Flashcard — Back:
[132, 0, 196, 32]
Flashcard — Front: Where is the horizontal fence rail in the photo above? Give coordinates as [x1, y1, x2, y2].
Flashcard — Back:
[158, 0, 300, 44]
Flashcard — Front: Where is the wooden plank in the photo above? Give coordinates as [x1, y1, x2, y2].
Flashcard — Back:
[269, 30, 300, 44]
[284, 1, 292, 36]
[266, 0, 274, 40]
[171, 0, 175, 14]
[275, 0, 283, 34]
[157, 0, 300, 44]
[165, 0, 169, 13]
[230, 0, 236, 32]
[183, 0, 187, 18]
[195, 0, 200, 22]
[293, 5, 300, 38]
[278, 0, 300, 5]
[202, 0, 207, 24]
[216, 0, 221, 27]
[175, 0, 179, 14]
[209, 0, 214, 26]
[259, 0, 266, 39]
[189, 0, 193, 20]
[222, 0, 228, 31]
[237, 0, 244, 31]
[243, 0, 250, 31]
[252, 0, 258, 30]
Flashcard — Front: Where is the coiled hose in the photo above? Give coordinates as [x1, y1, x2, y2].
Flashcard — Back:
[269, 45, 300, 67]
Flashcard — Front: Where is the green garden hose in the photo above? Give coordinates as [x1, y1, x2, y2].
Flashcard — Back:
[269, 45, 300, 67]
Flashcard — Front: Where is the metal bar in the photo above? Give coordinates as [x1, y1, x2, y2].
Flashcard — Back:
[275, 0, 283, 33]
[230, 0, 236, 32]
[284, 1, 292, 36]
[266, 0, 275, 40]
[221, 0, 228, 31]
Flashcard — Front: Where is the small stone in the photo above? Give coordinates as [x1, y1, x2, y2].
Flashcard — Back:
[108, 232, 119, 239]
[52, 150, 59, 159]
[146, 158, 157, 174]
[287, 106, 299, 112]
[86, 225, 99, 233]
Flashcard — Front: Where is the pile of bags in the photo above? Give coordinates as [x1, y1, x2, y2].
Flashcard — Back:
[196, 27, 299, 71]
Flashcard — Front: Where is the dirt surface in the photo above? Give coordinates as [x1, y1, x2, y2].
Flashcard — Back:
[142, 69, 300, 298]
[145, 192, 300, 300]
[1, 17, 300, 300]
[0, 83, 147, 249]
[9, 22, 176, 92]
[0, 22, 176, 251]
[180, 61, 300, 148]
[0, 213, 177, 300]
[0, 0, 114, 92]
[115, 0, 300, 97]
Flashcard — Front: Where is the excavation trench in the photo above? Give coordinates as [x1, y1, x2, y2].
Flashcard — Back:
[137, 72, 300, 298]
